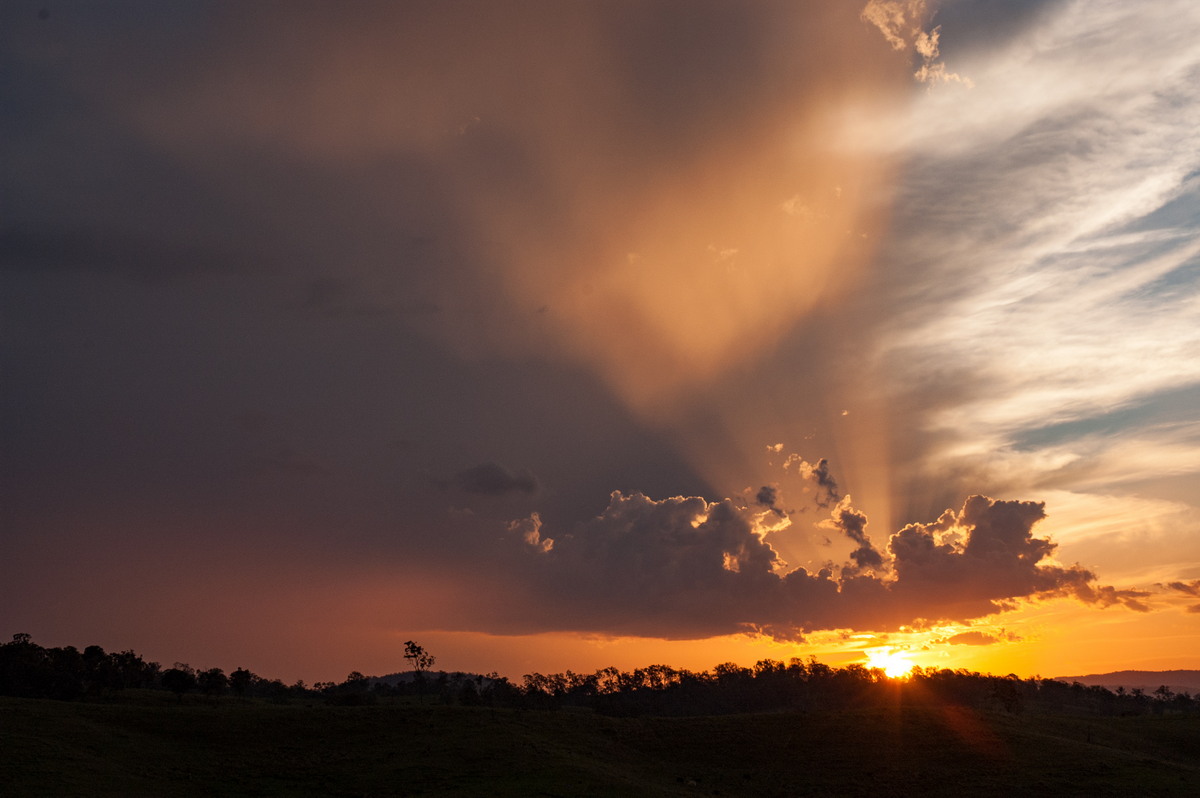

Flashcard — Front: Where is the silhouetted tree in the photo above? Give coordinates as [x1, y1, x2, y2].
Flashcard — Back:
[403, 640, 435, 675]
[197, 667, 228, 699]
[161, 664, 197, 702]
[229, 667, 255, 697]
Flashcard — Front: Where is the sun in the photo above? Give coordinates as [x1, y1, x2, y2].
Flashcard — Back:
[864, 647, 914, 679]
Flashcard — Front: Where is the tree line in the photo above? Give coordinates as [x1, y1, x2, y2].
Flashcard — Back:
[2, 633, 1195, 718]
[512, 659, 1200, 717]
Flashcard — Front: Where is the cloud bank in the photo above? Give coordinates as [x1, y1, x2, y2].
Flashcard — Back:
[467, 484, 1147, 641]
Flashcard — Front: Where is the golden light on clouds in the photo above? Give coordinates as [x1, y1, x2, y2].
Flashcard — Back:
[533, 147, 889, 417]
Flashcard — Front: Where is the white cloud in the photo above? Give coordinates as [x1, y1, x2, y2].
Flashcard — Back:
[860, 1, 1200, 512]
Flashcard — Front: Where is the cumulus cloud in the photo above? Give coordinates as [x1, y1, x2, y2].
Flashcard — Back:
[508, 512, 553, 553]
[455, 462, 538, 496]
[495, 490, 1146, 640]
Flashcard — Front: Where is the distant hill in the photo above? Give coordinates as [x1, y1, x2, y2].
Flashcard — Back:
[1053, 670, 1200, 695]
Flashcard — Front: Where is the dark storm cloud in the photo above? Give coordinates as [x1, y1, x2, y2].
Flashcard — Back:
[1, 0, 890, 544]
[455, 463, 539, 496]
[0, 226, 258, 281]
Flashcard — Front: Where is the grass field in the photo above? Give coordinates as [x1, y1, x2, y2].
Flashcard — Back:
[3, 692, 1198, 796]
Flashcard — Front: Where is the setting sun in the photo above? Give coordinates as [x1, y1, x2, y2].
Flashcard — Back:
[865, 648, 914, 679]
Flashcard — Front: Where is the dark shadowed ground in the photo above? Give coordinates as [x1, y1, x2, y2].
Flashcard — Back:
[2, 692, 1198, 796]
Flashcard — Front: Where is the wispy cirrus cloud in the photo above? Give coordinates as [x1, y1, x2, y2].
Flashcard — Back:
[847, 1, 1200, 545]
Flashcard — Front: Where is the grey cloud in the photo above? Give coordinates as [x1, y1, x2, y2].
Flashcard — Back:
[534, 491, 784, 637]
[455, 462, 539, 496]
[822, 496, 885, 574]
[1166, 579, 1200, 597]
[754, 484, 785, 518]
[785, 455, 841, 508]
[297, 277, 400, 319]
[248, 442, 326, 478]
[0, 226, 259, 281]
[1069, 583, 1152, 613]
[889, 497, 1073, 607]
[477, 491, 1141, 640]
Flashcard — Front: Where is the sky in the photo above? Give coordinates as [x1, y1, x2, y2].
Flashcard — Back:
[2, 0, 1199, 684]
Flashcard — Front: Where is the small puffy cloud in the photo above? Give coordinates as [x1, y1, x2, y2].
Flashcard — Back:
[860, 0, 927, 51]
[1166, 579, 1200, 597]
[784, 455, 841, 508]
[455, 462, 538, 495]
[508, 512, 552, 553]
[912, 26, 973, 87]
[755, 484, 786, 518]
[861, 0, 972, 86]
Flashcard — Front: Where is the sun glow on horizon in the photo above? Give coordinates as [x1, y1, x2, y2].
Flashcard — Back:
[865, 647, 915, 679]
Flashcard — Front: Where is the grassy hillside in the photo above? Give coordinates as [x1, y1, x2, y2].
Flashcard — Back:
[2, 693, 1198, 796]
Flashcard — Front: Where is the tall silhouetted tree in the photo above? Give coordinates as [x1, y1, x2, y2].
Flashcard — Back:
[404, 640, 435, 675]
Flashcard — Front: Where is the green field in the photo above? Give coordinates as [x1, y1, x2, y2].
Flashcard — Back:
[3, 693, 1198, 796]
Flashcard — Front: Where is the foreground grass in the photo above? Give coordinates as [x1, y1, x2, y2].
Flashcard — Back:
[2, 693, 1198, 796]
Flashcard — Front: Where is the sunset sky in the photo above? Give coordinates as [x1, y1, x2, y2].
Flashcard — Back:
[3, 0, 1199, 684]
